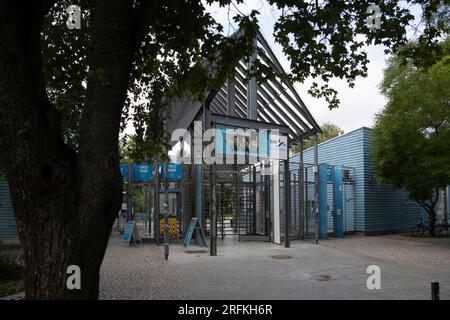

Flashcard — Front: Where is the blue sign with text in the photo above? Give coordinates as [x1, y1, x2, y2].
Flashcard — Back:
[121, 162, 182, 182]
[133, 163, 153, 181]
[160, 162, 183, 181]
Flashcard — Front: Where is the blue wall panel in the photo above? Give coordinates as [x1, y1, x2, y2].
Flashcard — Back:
[291, 127, 366, 231]
[362, 129, 426, 232]
[0, 181, 18, 240]
[290, 127, 426, 233]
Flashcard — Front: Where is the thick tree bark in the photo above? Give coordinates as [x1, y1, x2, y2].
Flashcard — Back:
[0, 0, 160, 299]
[428, 209, 437, 236]
[418, 197, 438, 236]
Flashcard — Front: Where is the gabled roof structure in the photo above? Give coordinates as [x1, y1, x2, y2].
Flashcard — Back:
[166, 29, 321, 143]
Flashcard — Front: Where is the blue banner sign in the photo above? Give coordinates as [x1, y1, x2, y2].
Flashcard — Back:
[160, 162, 183, 181]
[121, 162, 182, 182]
[215, 125, 270, 159]
[133, 163, 153, 181]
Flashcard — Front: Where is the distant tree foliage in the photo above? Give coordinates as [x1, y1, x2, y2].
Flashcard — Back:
[291, 122, 344, 153]
[372, 39, 450, 235]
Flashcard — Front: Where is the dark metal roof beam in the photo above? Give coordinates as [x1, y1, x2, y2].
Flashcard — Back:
[233, 78, 288, 131]
[259, 80, 312, 132]
[265, 76, 314, 129]
[210, 100, 227, 114]
[234, 68, 307, 135]
[257, 31, 321, 132]
[210, 113, 290, 135]
[234, 69, 304, 137]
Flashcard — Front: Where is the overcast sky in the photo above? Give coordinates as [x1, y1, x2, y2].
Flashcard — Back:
[206, 1, 422, 133]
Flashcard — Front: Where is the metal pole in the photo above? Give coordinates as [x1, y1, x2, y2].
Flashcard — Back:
[252, 165, 257, 235]
[142, 183, 146, 229]
[299, 138, 305, 240]
[179, 137, 185, 234]
[247, 36, 258, 120]
[284, 150, 291, 248]
[127, 162, 133, 222]
[210, 163, 217, 256]
[332, 165, 335, 236]
[431, 281, 440, 300]
[153, 159, 160, 245]
[143, 156, 149, 235]
[314, 135, 319, 244]
[293, 173, 297, 238]
[163, 160, 169, 260]
[265, 162, 271, 240]
[220, 183, 224, 240]
[305, 165, 309, 238]
[233, 163, 239, 236]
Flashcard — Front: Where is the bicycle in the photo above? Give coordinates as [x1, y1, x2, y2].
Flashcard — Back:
[411, 217, 430, 237]
[436, 218, 450, 237]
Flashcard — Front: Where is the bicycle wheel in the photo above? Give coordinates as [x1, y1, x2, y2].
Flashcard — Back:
[436, 225, 449, 237]
[411, 225, 425, 237]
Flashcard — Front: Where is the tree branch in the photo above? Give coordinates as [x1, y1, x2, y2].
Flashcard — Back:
[417, 200, 432, 213]
[40, 0, 57, 17]
[132, 0, 163, 45]
[430, 189, 439, 208]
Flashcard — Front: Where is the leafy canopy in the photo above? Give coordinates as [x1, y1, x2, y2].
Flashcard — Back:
[372, 39, 450, 207]
[42, 0, 449, 160]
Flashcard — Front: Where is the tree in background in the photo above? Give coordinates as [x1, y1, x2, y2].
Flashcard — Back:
[0, 0, 448, 299]
[372, 39, 450, 235]
[291, 122, 344, 153]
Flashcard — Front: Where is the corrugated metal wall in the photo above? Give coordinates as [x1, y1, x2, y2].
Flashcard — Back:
[289, 127, 427, 233]
[0, 180, 18, 240]
[291, 127, 366, 231]
[362, 129, 427, 232]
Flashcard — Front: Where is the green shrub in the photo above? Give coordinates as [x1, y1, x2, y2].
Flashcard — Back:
[0, 255, 24, 282]
[0, 280, 24, 298]
[0, 242, 24, 282]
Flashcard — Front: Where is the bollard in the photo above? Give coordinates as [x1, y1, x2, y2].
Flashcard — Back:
[164, 218, 169, 260]
[431, 281, 440, 300]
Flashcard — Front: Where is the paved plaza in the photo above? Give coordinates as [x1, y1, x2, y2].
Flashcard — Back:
[100, 232, 450, 300]
[99, 233, 193, 300]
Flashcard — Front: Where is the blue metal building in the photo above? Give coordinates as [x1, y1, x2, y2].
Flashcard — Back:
[290, 127, 427, 234]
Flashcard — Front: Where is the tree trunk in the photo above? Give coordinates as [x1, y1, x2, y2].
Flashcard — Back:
[428, 208, 437, 236]
[0, 1, 137, 299]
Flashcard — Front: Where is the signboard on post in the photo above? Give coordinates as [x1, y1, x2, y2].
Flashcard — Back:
[183, 217, 207, 248]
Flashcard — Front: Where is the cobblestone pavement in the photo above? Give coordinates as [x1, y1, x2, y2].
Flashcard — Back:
[322, 234, 450, 271]
[99, 232, 193, 300]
